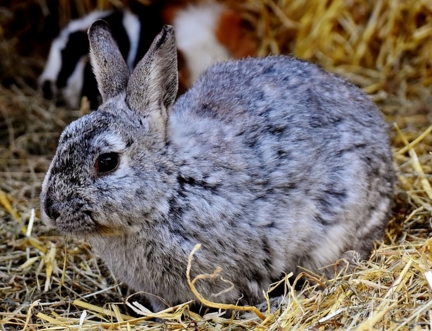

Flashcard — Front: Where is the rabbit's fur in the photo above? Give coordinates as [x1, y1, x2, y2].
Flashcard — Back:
[40, 21, 395, 312]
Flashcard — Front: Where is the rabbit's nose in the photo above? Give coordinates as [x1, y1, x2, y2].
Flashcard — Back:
[44, 196, 61, 221]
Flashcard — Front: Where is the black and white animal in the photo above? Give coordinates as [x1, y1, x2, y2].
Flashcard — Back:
[39, 9, 148, 108]
[39, 1, 257, 108]
[40, 21, 394, 312]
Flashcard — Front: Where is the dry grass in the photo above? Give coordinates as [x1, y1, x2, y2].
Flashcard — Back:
[1, 0, 432, 330]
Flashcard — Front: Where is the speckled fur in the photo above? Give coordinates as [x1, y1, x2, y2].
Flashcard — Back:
[40, 21, 395, 312]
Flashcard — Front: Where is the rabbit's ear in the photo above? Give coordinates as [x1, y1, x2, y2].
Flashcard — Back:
[126, 25, 178, 118]
[88, 20, 130, 102]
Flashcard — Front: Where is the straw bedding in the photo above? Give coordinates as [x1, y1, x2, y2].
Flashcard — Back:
[1, 0, 431, 330]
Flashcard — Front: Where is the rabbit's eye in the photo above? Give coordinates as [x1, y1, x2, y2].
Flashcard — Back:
[96, 153, 119, 175]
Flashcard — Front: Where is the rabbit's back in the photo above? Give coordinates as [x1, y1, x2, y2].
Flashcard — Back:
[175, 56, 383, 131]
[169, 55, 394, 274]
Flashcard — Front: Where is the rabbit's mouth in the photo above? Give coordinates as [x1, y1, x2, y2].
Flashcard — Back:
[54, 210, 99, 236]
[41, 192, 100, 235]
[55, 210, 126, 237]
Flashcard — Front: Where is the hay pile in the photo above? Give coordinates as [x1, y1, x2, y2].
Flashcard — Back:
[1, 0, 431, 330]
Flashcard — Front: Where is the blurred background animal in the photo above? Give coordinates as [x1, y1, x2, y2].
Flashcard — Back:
[39, 0, 257, 109]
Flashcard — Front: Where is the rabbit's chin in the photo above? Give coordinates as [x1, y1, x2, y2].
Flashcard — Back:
[54, 212, 98, 237]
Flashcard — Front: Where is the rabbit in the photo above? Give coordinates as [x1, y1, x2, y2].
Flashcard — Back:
[40, 20, 395, 312]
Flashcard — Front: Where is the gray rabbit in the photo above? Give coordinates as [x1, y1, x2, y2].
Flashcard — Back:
[40, 20, 395, 312]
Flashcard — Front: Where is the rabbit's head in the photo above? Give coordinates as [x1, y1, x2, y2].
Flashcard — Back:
[40, 21, 179, 236]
